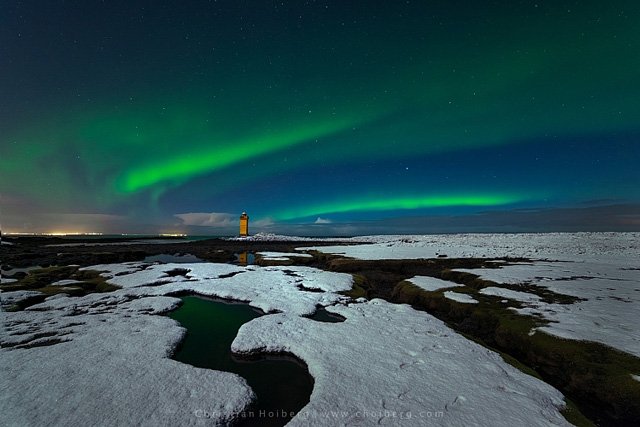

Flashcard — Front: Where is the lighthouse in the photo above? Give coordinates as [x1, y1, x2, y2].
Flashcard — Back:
[239, 212, 249, 236]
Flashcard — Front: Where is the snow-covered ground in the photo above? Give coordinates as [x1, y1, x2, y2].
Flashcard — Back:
[227, 232, 344, 242]
[406, 276, 463, 292]
[443, 291, 478, 304]
[479, 286, 543, 304]
[233, 299, 568, 426]
[1, 294, 253, 426]
[304, 233, 640, 358]
[302, 232, 640, 266]
[1, 259, 571, 426]
[459, 261, 640, 357]
[50, 279, 85, 287]
[1, 263, 352, 425]
[86, 262, 353, 316]
[257, 251, 313, 261]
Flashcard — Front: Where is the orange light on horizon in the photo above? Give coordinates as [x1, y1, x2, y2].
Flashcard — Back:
[3, 232, 104, 236]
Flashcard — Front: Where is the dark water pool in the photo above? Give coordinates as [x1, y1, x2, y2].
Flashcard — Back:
[233, 252, 256, 265]
[169, 296, 313, 426]
[306, 306, 346, 323]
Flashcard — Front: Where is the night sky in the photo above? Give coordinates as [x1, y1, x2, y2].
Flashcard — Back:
[1, 1, 639, 235]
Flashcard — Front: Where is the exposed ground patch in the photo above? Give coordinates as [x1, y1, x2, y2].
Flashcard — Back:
[1, 266, 120, 310]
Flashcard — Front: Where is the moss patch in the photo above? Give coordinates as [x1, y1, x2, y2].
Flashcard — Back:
[562, 398, 597, 427]
[1, 266, 119, 302]
[255, 254, 315, 267]
[340, 274, 369, 299]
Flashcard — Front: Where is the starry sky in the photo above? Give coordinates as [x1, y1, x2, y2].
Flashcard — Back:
[1, 1, 639, 235]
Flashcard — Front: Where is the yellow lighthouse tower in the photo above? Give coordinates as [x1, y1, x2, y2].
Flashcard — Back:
[239, 212, 249, 237]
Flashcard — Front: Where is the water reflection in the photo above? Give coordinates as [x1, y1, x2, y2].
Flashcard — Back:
[234, 252, 255, 266]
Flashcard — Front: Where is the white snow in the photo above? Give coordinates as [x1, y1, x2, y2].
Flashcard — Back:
[303, 232, 640, 265]
[406, 276, 463, 292]
[444, 291, 478, 304]
[50, 279, 84, 287]
[9, 233, 638, 424]
[1, 259, 572, 426]
[232, 299, 569, 426]
[455, 261, 640, 290]
[1, 278, 18, 284]
[1, 240, 14, 245]
[1, 262, 356, 425]
[458, 261, 640, 358]
[632, 374, 640, 382]
[304, 233, 640, 357]
[516, 300, 640, 358]
[0, 294, 253, 425]
[257, 251, 313, 261]
[85, 262, 353, 316]
[227, 232, 338, 242]
[479, 287, 543, 303]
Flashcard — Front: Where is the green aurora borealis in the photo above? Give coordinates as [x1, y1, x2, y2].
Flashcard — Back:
[274, 195, 524, 221]
[117, 111, 376, 193]
[1, 1, 639, 233]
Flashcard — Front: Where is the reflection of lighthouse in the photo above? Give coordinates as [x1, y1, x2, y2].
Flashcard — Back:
[239, 212, 249, 237]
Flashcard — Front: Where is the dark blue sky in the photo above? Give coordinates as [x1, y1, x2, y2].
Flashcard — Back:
[1, 1, 639, 234]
